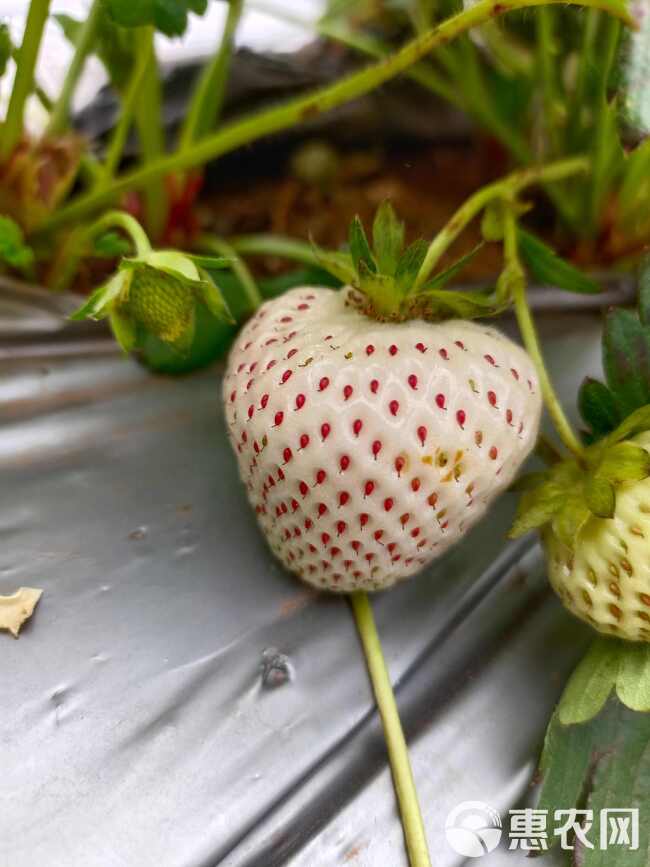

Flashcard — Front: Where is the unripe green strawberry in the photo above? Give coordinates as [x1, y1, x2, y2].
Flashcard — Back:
[123, 265, 195, 347]
[71, 247, 232, 354]
[544, 432, 650, 642]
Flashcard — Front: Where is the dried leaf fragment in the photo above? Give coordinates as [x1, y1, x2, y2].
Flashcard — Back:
[0, 587, 43, 638]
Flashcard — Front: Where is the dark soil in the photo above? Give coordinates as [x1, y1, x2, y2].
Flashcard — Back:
[198, 140, 512, 281]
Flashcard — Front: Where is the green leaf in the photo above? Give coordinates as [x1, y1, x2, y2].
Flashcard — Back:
[616, 644, 650, 712]
[348, 216, 376, 276]
[518, 228, 600, 294]
[579, 377, 621, 438]
[94, 231, 132, 258]
[394, 239, 429, 295]
[0, 23, 12, 78]
[104, 0, 208, 36]
[0, 216, 34, 275]
[558, 640, 620, 725]
[419, 244, 484, 294]
[371, 201, 404, 276]
[536, 709, 599, 831]
[603, 309, 650, 418]
[604, 405, 650, 446]
[639, 257, 650, 328]
[536, 695, 650, 865]
[598, 441, 650, 483]
[584, 474, 616, 518]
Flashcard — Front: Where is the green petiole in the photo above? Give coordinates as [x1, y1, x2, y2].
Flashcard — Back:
[503, 205, 586, 459]
[413, 156, 590, 290]
[177, 0, 244, 150]
[199, 235, 263, 312]
[0, 0, 51, 159]
[50, 210, 151, 292]
[45, 0, 103, 136]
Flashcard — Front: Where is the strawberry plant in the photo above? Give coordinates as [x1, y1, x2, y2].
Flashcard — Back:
[3, 0, 650, 864]
[301, 0, 650, 263]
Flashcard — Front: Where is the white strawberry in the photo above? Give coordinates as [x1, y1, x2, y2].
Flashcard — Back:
[224, 284, 541, 592]
[510, 405, 650, 641]
[543, 446, 650, 642]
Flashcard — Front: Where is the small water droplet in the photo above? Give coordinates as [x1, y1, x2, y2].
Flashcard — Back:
[260, 647, 293, 689]
[129, 526, 148, 541]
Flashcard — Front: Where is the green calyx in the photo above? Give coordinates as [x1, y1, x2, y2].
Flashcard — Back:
[510, 405, 650, 547]
[313, 201, 506, 322]
[70, 248, 233, 354]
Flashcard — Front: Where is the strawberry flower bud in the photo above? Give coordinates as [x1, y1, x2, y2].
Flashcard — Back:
[71, 249, 233, 354]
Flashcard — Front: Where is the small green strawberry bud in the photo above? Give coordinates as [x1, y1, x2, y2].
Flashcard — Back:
[121, 261, 196, 351]
[71, 248, 233, 355]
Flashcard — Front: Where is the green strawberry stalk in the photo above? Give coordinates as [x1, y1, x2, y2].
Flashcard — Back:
[500, 204, 586, 459]
[351, 593, 431, 867]
[0, 0, 50, 160]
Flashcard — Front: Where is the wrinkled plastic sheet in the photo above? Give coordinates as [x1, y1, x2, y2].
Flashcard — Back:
[1, 281, 608, 866]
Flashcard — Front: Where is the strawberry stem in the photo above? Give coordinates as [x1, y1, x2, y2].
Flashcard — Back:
[227, 234, 320, 268]
[413, 156, 590, 291]
[199, 235, 263, 312]
[503, 206, 586, 459]
[96, 35, 155, 186]
[177, 0, 243, 151]
[350, 592, 432, 867]
[0, 0, 51, 160]
[50, 211, 151, 292]
[45, 0, 103, 136]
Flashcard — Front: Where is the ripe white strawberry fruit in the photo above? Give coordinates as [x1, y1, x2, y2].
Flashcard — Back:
[544, 432, 650, 642]
[224, 286, 541, 592]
